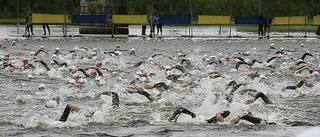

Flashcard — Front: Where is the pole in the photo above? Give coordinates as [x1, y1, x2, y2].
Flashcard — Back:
[189, 0, 193, 37]
[267, 0, 271, 38]
[112, 0, 115, 38]
[219, 0, 222, 35]
[150, 0, 154, 37]
[229, 0, 232, 37]
[304, 4, 307, 38]
[17, 0, 19, 34]
[63, 0, 67, 36]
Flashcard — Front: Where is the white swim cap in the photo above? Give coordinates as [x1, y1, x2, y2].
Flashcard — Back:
[40, 45, 44, 48]
[91, 51, 97, 56]
[68, 79, 76, 84]
[270, 43, 275, 46]
[140, 77, 147, 82]
[135, 71, 142, 75]
[55, 47, 60, 51]
[280, 47, 284, 51]
[95, 76, 101, 81]
[166, 70, 173, 75]
[131, 48, 135, 51]
[238, 77, 245, 82]
[30, 51, 35, 56]
[134, 75, 140, 79]
[163, 65, 171, 70]
[27, 74, 33, 79]
[39, 83, 45, 88]
[52, 54, 57, 58]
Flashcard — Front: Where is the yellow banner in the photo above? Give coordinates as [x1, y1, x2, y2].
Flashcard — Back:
[32, 14, 69, 24]
[274, 16, 306, 25]
[197, 15, 231, 25]
[313, 16, 320, 25]
[113, 15, 148, 24]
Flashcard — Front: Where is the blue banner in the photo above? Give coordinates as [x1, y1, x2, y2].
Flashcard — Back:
[158, 15, 191, 24]
[234, 16, 269, 25]
[71, 15, 107, 24]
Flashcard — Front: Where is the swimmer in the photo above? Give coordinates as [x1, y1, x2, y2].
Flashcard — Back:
[129, 48, 135, 55]
[242, 90, 273, 104]
[283, 79, 313, 94]
[34, 59, 50, 71]
[206, 111, 231, 123]
[34, 46, 48, 56]
[59, 104, 80, 122]
[21, 57, 35, 70]
[168, 107, 196, 122]
[294, 64, 320, 74]
[225, 80, 249, 102]
[235, 56, 279, 70]
[300, 52, 314, 61]
[143, 81, 172, 91]
[209, 70, 224, 79]
[51, 59, 68, 67]
[94, 91, 119, 108]
[53, 47, 61, 55]
[230, 110, 274, 125]
[126, 87, 155, 102]
[246, 71, 260, 79]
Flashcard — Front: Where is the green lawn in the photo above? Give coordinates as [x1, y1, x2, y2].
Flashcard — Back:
[238, 25, 319, 32]
[0, 19, 25, 24]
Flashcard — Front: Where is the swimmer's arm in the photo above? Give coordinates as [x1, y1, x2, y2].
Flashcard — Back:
[142, 83, 154, 89]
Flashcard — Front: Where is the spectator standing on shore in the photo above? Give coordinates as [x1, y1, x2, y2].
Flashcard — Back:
[148, 15, 156, 36]
[258, 14, 264, 36]
[264, 16, 272, 36]
[156, 15, 162, 35]
[25, 12, 34, 35]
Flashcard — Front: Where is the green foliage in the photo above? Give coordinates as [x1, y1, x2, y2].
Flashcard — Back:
[1, 0, 320, 19]
[88, 0, 103, 14]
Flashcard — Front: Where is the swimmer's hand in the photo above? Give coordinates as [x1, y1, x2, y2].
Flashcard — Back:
[230, 116, 240, 126]
[216, 113, 224, 122]
[125, 88, 138, 94]
[245, 99, 256, 104]
[70, 105, 80, 113]
[240, 81, 250, 86]
[306, 83, 313, 88]
[94, 92, 103, 99]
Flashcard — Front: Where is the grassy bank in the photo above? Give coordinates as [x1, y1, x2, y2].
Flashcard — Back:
[0, 19, 25, 25]
[238, 25, 318, 33]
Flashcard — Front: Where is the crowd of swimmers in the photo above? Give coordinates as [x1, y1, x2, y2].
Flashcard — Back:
[1, 40, 317, 126]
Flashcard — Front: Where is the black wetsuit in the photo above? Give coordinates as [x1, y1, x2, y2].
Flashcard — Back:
[39, 61, 50, 71]
[226, 80, 242, 102]
[153, 82, 170, 90]
[226, 81, 273, 104]
[102, 91, 119, 108]
[166, 74, 181, 83]
[168, 107, 196, 122]
[137, 90, 155, 102]
[240, 89, 273, 104]
[59, 104, 71, 122]
[240, 115, 263, 124]
[206, 111, 231, 123]
[285, 80, 305, 90]
[34, 49, 48, 56]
